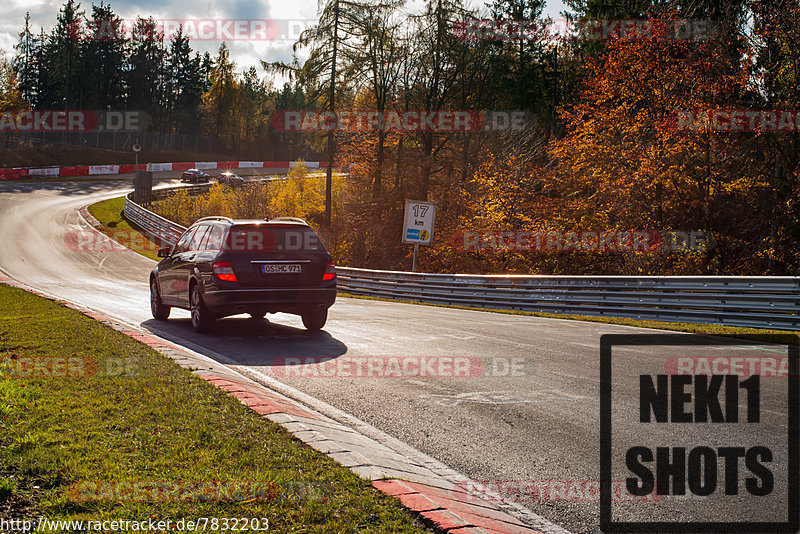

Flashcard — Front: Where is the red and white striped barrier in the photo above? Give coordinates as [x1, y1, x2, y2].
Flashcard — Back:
[0, 161, 328, 180]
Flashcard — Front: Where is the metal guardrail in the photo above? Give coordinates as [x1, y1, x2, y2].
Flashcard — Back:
[124, 187, 800, 330]
[336, 268, 800, 330]
[123, 185, 197, 246]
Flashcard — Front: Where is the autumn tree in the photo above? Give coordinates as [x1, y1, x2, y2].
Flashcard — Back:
[0, 55, 29, 111]
[546, 16, 772, 274]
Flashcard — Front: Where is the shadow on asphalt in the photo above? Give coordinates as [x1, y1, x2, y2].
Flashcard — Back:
[141, 315, 349, 368]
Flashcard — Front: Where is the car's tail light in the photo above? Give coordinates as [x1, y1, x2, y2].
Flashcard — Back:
[213, 261, 237, 282]
[322, 260, 336, 281]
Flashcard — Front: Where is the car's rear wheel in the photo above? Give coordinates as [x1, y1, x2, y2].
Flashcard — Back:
[302, 308, 327, 331]
[190, 285, 215, 333]
[150, 278, 170, 320]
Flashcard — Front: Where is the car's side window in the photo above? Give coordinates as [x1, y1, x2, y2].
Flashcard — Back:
[175, 227, 199, 254]
[191, 225, 210, 251]
[199, 225, 225, 251]
[205, 225, 226, 251]
[198, 225, 213, 250]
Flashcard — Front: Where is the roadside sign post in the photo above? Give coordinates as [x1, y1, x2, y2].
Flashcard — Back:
[402, 200, 436, 272]
[132, 142, 141, 170]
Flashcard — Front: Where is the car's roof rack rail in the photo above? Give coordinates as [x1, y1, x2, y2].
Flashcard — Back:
[267, 217, 309, 225]
[196, 216, 234, 224]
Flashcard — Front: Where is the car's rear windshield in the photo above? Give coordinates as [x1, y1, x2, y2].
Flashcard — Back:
[224, 225, 324, 252]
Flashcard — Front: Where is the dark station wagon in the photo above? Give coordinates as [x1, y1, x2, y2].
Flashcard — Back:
[149, 217, 336, 333]
[180, 168, 211, 183]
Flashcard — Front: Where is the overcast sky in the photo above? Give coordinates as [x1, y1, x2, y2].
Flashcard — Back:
[1, 0, 569, 85]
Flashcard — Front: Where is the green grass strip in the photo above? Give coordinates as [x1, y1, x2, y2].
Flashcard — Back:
[88, 197, 162, 262]
[0, 284, 430, 533]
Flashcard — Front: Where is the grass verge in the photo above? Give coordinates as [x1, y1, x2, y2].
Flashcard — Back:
[89, 196, 794, 338]
[87, 196, 162, 262]
[0, 283, 431, 533]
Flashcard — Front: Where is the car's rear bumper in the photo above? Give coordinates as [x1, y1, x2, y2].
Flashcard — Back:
[202, 286, 336, 316]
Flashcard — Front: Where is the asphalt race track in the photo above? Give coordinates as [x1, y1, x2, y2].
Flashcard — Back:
[0, 179, 793, 533]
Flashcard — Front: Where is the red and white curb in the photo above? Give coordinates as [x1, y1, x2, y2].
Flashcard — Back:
[374, 479, 554, 534]
[79, 206, 102, 228]
[0, 160, 328, 180]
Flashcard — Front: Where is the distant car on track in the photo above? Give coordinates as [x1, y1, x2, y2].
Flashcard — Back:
[149, 216, 336, 333]
[180, 168, 210, 183]
[217, 172, 245, 187]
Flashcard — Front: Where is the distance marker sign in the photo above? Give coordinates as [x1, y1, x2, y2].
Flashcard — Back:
[403, 200, 436, 245]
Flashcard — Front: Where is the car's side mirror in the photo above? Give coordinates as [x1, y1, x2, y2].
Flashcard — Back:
[157, 247, 172, 258]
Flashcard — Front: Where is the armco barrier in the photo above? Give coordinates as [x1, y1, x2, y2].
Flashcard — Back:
[123, 188, 800, 331]
[335, 268, 800, 330]
[123, 184, 208, 247]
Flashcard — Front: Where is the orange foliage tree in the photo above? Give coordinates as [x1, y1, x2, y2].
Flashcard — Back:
[544, 17, 774, 274]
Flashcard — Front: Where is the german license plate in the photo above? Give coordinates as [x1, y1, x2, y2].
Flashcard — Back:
[262, 264, 301, 274]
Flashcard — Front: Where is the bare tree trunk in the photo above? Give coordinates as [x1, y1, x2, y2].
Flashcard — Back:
[325, 0, 340, 230]
[373, 129, 385, 197]
[460, 133, 470, 184]
[395, 136, 404, 190]
[420, 132, 433, 200]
